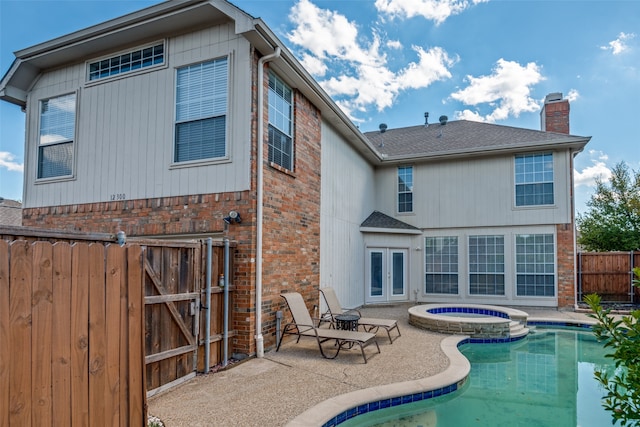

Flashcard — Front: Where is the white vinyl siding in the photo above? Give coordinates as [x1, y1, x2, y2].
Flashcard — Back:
[515, 153, 554, 206]
[38, 93, 76, 179]
[268, 72, 293, 170]
[398, 166, 413, 213]
[425, 236, 458, 294]
[468, 235, 505, 295]
[175, 57, 228, 162]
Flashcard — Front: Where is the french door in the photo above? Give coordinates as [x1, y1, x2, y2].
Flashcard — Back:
[365, 248, 408, 303]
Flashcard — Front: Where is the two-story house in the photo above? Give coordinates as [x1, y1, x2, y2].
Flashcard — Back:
[0, 0, 589, 359]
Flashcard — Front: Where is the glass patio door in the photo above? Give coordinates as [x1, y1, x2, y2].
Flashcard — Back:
[365, 248, 408, 303]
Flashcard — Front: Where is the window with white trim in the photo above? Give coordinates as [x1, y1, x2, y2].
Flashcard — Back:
[468, 235, 505, 295]
[425, 236, 458, 294]
[516, 234, 555, 296]
[88, 43, 164, 81]
[174, 57, 228, 162]
[398, 166, 413, 213]
[38, 93, 75, 179]
[515, 153, 554, 206]
[268, 72, 293, 170]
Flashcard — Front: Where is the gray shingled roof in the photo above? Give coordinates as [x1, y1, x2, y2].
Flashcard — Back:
[363, 120, 588, 160]
[0, 198, 22, 226]
[361, 211, 420, 230]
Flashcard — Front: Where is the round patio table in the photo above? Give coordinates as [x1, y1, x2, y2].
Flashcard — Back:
[334, 314, 359, 331]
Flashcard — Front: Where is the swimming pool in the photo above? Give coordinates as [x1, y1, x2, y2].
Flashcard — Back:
[339, 328, 619, 427]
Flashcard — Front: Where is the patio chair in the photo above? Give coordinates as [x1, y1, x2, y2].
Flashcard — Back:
[276, 292, 380, 363]
[320, 287, 401, 344]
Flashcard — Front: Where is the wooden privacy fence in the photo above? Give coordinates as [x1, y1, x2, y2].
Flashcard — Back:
[578, 251, 640, 303]
[0, 239, 146, 427]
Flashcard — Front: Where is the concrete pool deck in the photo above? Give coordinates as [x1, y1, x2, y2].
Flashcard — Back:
[147, 303, 597, 427]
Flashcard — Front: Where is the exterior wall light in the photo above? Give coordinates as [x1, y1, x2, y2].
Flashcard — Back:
[223, 210, 242, 224]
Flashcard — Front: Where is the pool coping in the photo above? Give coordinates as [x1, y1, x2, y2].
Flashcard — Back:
[285, 317, 597, 427]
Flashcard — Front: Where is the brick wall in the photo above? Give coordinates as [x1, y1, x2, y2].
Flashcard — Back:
[260, 63, 322, 350]
[556, 223, 576, 308]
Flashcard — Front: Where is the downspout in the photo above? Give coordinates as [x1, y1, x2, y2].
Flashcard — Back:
[205, 237, 212, 371]
[256, 46, 281, 358]
[571, 149, 580, 309]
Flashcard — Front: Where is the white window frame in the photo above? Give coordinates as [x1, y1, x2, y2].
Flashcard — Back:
[173, 56, 229, 164]
[268, 72, 294, 171]
[515, 234, 555, 297]
[397, 165, 413, 213]
[37, 92, 77, 181]
[468, 235, 505, 296]
[514, 152, 554, 206]
[86, 41, 166, 84]
[424, 236, 459, 294]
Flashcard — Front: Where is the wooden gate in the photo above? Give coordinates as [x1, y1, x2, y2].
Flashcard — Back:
[143, 241, 201, 397]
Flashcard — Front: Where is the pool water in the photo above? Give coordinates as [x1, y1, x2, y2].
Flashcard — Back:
[341, 329, 620, 427]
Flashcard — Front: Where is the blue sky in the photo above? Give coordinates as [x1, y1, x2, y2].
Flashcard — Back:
[1, 0, 638, 215]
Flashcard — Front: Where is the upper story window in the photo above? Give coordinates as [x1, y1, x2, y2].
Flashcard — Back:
[268, 72, 293, 170]
[174, 57, 228, 163]
[88, 42, 164, 81]
[398, 166, 413, 213]
[38, 93, 76, 179]
[515, 153, 554, 206]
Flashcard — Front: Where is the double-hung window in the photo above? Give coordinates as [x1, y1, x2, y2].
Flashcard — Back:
[516, 234, 555, 296]
[268, 72, 293, 170]
[468, 235, 505, 295]
[398, 166, 413, 213]
[38, 93, 76, 179]
[515, 153, 554, 206]
[175, 57, 228, 163]
[425, 237, 458, 294]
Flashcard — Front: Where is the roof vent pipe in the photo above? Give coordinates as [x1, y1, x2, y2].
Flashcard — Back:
[424, 112, 429, 127]
[379, 123, 387, 133]
[439, 115, 448, 125]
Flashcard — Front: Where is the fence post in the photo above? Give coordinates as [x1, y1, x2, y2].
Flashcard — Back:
[632, 251, 635, 305]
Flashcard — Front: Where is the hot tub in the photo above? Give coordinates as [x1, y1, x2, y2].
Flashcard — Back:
[408, 304, 529, 341]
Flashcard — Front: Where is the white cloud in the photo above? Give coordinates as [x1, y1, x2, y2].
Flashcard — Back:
[574, 150, 612, 187]
[299, 53, 328, 77]
[601, 32, 636, 55]
[287, 0, 384, 66]
[287, 0, 456, 119]
[0, 151, 23, 172]
[386, 39, 402, 50]
[450, 58, 544, 122]
[566, 89, 579, 103]
[375, 0, 488, 25]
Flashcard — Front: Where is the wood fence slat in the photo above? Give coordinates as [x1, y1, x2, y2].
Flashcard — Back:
[88, 243, 107, 425]
[52, 242, 72, 427]
[71, 243, 90, 426]
[9, 240, 32, 426]
[0, 240, 9, 427]
[127, 244, 146, 426]
[32, 241, 54, 425]
[105, 244, 123, 426]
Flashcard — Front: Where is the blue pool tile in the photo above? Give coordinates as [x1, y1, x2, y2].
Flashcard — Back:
[412, 393, 423, 401]
[369, 401, 379, 411]
[357, 404, 368, 414]
[391, 397, 402, 406]
[380, 399, 391, 409]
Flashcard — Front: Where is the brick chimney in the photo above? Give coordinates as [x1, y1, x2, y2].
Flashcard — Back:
[541, 92, 570, 134]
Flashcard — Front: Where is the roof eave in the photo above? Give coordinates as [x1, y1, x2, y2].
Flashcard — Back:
[379, 136, 591, 164]
[359, 227, 422, 235]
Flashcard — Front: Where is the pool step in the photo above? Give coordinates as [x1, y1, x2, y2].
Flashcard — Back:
[509, 320, 530, 339]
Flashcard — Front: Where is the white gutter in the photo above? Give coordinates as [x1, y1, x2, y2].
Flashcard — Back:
[255, 46, 281, 358]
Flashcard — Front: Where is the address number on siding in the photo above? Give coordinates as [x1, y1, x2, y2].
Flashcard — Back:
[109, 193, 126, 201]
